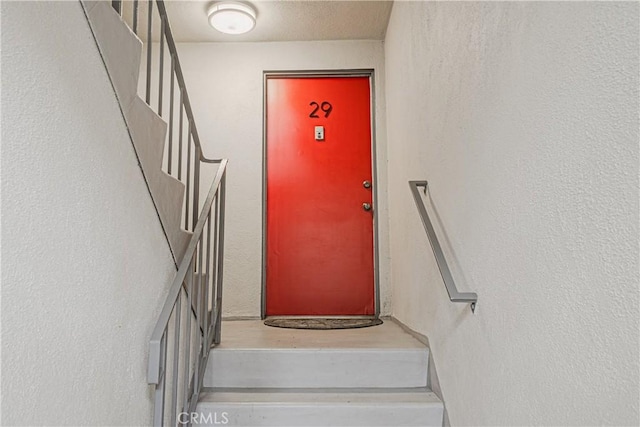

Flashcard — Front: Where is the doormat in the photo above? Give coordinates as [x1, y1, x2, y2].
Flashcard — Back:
[264, 318, 383, 330]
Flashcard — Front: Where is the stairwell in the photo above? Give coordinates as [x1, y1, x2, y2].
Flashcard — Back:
[80, 1, 445, 425]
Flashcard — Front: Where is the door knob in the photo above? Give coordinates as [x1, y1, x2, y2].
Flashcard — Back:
[363, 180, 371, 189]
[363, 203, 372, 211]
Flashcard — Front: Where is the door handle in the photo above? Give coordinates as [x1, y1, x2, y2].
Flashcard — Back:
[363, 203, 372, 211]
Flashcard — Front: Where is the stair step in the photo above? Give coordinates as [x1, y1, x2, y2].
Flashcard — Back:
[196, 388, 444, 426]
[203, 320, 429, 388]
[84, 1, 141, 111]
[82, 2, 191, 263]
[205, 347, 428, 388]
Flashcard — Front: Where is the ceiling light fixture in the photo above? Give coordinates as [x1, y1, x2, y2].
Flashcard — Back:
[208, 2, 257, 35]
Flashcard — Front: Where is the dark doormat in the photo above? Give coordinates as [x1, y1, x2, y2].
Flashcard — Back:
[264, 318, 383, 330]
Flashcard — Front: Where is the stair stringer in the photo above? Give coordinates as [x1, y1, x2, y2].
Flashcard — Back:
[81, 0, 191, 262]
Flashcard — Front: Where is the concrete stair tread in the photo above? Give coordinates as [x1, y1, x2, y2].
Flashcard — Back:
[216, 319, 426, 350]
[199, 388, 442, 406]
[85, 1, 141, 110]
[196, 388, 444, 426]
[200, 322, 441, 425]
[204, 320, 429, 389]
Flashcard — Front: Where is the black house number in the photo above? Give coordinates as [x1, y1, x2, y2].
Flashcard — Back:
[309, 101, 333, 118]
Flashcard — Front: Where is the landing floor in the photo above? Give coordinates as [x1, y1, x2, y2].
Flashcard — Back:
[216, 318, 425, 350]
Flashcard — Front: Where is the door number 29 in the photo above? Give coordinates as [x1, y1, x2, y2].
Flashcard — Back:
[309, 101, 333, 118]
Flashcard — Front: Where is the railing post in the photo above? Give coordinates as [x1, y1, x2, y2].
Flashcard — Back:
[145, 0, 152, 105]
[193, 234, 204, 394]
[211, 194, 220, 338]
[214, 173, 226, 345]
[204, 211, 212, 346]
[193, 147, 200, 228]
[170, 292, 182, 427]
[158, 16, 165, 117]
[132, 0, 139, 34]
[185, 130, 192, 230]
[178, 96, 184, 180]
[168, 56, 175, 174]
[182, 260, 194, 413]
[152, 331, 167, 427]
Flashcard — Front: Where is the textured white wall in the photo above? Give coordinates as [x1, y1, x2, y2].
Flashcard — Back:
[2, 2, 176, 425]
[385, 2, 639, 426]
[174, 41, 389, 318]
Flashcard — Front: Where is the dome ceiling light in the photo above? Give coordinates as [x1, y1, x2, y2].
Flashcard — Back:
[208, 2, 257, 35]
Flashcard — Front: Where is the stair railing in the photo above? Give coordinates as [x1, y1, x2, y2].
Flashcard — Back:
[148, 159, 227, 426]
[112, 0, 216, 232]
[409, 181, 478, 312]
[109, 1, 228, 424]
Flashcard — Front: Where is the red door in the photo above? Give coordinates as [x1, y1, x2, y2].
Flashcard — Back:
[266, 76, 375, 316]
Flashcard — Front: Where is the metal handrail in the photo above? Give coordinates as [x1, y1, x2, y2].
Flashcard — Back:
[108, 2, 229, 423]
[148, 159, 227, 426]
[409, 181, 478, 312]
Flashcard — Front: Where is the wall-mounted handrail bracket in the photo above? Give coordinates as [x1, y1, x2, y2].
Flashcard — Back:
[409, 181, 478, 313]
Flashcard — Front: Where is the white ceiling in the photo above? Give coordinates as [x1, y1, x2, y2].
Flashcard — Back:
[125, 1, 394, 43]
